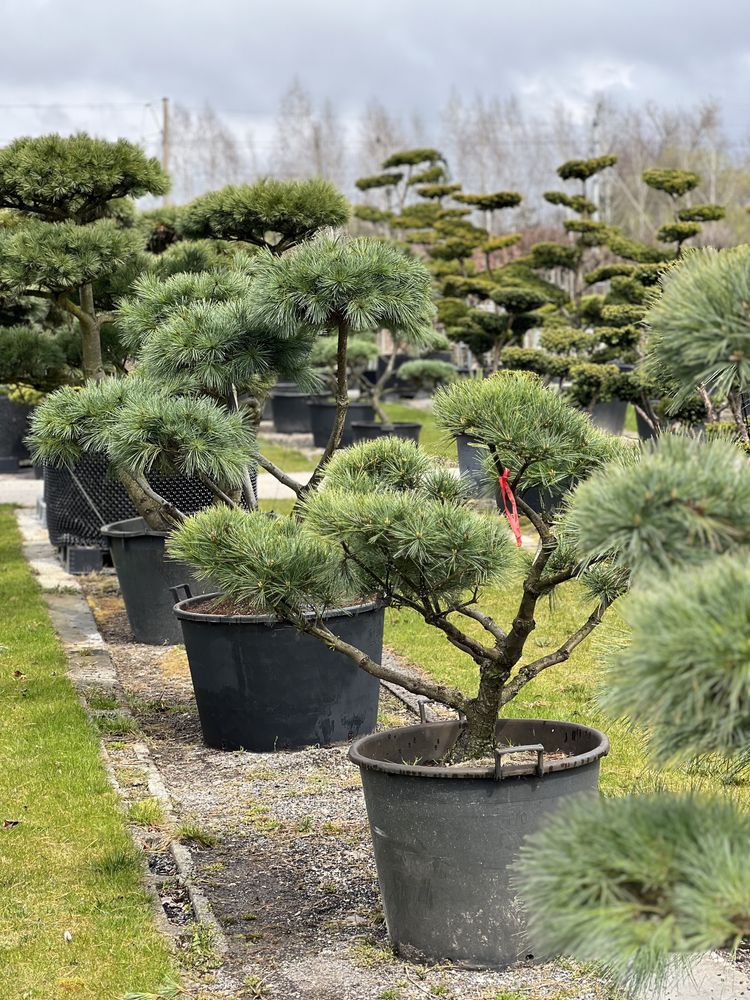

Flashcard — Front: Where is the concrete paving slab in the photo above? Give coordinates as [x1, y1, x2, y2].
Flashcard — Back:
[0, 470, 42, 508]
[657, 954, 749, 999]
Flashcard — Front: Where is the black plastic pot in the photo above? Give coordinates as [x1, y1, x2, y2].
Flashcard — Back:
[308, 401, 375, 448]
[100, 518, 207, 645]
[350, 717, 608, 969]
[173, 593, 385, 751]
[456, 434, 567, 515]
[351, 421, 421, 444]
[270, 390, 326, 434]
[0, 396, 33, 471]
[588, 398, 627, 435]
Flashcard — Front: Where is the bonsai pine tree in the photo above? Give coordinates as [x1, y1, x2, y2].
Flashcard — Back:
[642, 167, 725, 254]
[0, 133, 169, 381]
[30, 232, 435, 525]
[168, 371, 626, 759]
[179, 177, 349, 254]
[643, 244, 750, 440]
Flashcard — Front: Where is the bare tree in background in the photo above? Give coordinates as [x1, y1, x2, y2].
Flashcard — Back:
[169, 103, 247, 203]
[271, 80, 346, 186]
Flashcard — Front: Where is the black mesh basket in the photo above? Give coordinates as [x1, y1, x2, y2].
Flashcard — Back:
[44, 454, 255, 549]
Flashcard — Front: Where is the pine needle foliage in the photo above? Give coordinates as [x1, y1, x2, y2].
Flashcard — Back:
[29, 379, 251, 490]
[566, 434, 750, 577]
[115, 270, 253, 353]
[517, 793, 750, 993]
[2, 219, 142, 293]
[0, 326, 68, 390]
[244, 234, 435, 341]
[167, 505, 353, 614]
[179, 178, 350, 252]
[644, 245, 750, 404]
[433, 372, 623, 490]
[0, 133, 168, 223]
[601, 553, 750, 760]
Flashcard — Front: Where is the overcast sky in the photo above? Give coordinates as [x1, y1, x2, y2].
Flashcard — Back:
[3, 0, 750, 151]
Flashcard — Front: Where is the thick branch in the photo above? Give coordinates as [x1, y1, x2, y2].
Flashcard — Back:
[198, 474, 240, 509]
[499, 598, 612, 705]
[255, 452, 303, 496]
[302, 619, 467, 713]
[117, 469, 185, 531]
[452, 605, 506, 643]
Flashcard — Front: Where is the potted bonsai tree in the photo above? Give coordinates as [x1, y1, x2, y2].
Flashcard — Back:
[31, 233, 435, 749]
[167, 370, 627, 967]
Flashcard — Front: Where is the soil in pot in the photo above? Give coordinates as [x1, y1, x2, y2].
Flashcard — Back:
[350, 717, 608, 969]
[351, 421, 421, 444]
[308, 400, 375, 448]
[173, 593, 384, 751]
[101, 517, 208, 645]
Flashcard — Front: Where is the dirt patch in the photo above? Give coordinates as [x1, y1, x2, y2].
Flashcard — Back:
[79, 571, 619, 1000]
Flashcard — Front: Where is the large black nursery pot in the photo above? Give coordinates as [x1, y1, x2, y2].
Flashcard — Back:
[100, 518, 207, 645]
[351, 421, 421, 445]
[173, 592, 384, 751]
[270, 383, 327, 434]
[350, 717, 608, 969]
[456, 434, 568, 515]
[308, 400, 375, 448]
[0, 395, 33, 472]
[588, 398, 628, 435]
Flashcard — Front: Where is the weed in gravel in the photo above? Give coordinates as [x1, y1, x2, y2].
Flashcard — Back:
[95, 713, 139, 735]
[243, 796, 282, 834]
[86, 690, 120, 710]
[295, 815, 314, 833]
[378, 989, 401, 1000]
[243, 973, 273, 997]
[116, 766, 147, 788]
[178, 922, 221, 971]
[129, 797, 166, 828]
[176, 820, 217, 847]
[350, 937, 394, 968]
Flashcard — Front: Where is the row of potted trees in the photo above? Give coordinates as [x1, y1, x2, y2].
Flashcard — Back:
[19, 133, 750, 990]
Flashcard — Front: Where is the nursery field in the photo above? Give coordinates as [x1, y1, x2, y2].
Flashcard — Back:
[0, 507, 176, 999]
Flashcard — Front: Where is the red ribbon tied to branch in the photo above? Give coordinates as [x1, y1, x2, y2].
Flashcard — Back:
[498, 468, 523, 548]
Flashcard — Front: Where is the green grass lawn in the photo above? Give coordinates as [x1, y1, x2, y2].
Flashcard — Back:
[382, 400, 455, 460]
[0, 507, 175, 999]
[256, 434, 319, 472]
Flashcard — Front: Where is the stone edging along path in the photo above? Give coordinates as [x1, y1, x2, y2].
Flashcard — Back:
[13, 502, 750, 1000]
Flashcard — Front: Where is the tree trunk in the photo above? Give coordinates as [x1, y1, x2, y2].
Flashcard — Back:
[452, 661, 505, 760]
[118, 469, 183, 531]
[79, 283, 105, 382]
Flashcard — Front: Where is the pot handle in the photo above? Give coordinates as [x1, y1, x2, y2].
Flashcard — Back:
[170, 583, 193, 603]
[494, 743, 545, 781]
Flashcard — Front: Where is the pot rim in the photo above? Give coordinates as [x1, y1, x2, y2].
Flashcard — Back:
[174, 591, 384, 625]
[351, 421, 422, 430]
[307, 400, 375, 409]
[349, 717, 609, 780]
[101, 517, 167, 540]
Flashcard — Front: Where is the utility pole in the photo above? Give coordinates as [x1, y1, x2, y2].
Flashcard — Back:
[161, 96, 171, 204]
